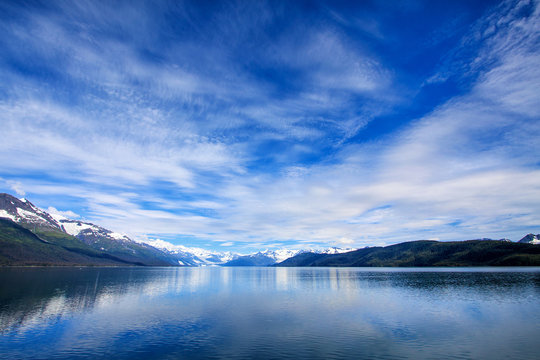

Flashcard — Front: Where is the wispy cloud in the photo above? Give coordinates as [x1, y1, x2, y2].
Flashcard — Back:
[0, 0, 538, 250]
[47, 207, 80, 219]
[1, 178, 26, 196]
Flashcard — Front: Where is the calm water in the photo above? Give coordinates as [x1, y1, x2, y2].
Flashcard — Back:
[1, 267, 539, 360]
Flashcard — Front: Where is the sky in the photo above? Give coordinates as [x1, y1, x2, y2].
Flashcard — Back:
[0, 0, 539, 252]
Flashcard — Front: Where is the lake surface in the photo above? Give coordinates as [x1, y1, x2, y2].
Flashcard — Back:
[1, 267, 539, 360]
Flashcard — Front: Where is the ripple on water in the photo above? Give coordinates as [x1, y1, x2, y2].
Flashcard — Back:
[0, 267, 539, 359]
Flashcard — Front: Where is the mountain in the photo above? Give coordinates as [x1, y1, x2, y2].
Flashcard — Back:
[147, 241, 304, 267]
[0, 194, 64, 232]
[316, 247, 357, 255]
[3, 193, 539, 267]
[0, 193, 180, 266]
[0, 218, 141, 266]
[222, 247, 356, 266]
[143, 239, 240, 266]
[54, 218, 181, 266]
[222, 249, 303, 266]
[222, 250, 298, 266]
[277, 240, 540, 267]
[145, 240, 356, 266]
[518, 234, 540, 245]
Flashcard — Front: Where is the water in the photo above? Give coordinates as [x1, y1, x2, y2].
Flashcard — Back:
[1, 267, 539, 360]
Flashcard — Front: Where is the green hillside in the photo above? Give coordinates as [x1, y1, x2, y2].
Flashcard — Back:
[277, 240, 540, 267]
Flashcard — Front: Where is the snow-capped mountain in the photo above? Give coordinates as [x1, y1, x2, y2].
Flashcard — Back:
[258, 249, 303, 263]
[0, 193, 181, 266]
[220, 247, 357, 266]
[316, 247, 356, 255]
[142, 239, 239, 266]
[144, 238, 357, 267]
[259, 246, 356, 262]
[518, 234, 540, 245]
[0, 194, 135, 248]
[54, 217, 132, 247]
[0, 194, 64, 231]
[222, 250, 302, 267]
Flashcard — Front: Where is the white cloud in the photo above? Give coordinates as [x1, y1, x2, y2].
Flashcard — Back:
[0, 0, 538, 249]
[47, 207, 80, 219]
[6, 180, 26, 196]
[335, 237, 355, 245]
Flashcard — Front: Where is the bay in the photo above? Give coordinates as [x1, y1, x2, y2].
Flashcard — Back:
[1, 267, 539, 359]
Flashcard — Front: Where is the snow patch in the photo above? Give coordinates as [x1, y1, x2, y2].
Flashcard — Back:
[0, 209, 16, 221]
[109, 232, 129, 241]
[529, 236, 540, 245]
[143, 239, 238, 264]
[143, 239, 180, 252]
[259, 249, 303, 263]
[317, 247, 356, 255]
[16, 208, 47, 223]
[61, 221, 95, 236]
[49, 212, 68, 222]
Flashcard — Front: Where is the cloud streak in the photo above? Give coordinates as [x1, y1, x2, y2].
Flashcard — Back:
[0, 0, 538, 250]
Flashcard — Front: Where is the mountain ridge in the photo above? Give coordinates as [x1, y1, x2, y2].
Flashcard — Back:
[1, 192, 539, 267]
[276, 240, 540, 267]
[0, 218, 148, 266]
[0, 193, 179, 266]
[221, 247, 356, 266]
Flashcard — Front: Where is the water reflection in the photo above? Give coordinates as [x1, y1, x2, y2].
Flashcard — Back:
[2, 267, 540, 333]
[1, 267, 539, 359]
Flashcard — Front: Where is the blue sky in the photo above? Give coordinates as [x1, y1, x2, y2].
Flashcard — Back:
[1, 0, 539, 251]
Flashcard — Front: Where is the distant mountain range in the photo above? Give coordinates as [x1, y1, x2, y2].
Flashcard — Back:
[144, 239, 354, 266]
[0, 193, 353, 266]
[218, 247, 354, 266]
[142, 239, 240, 266]
[0, 192, 538, 267]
